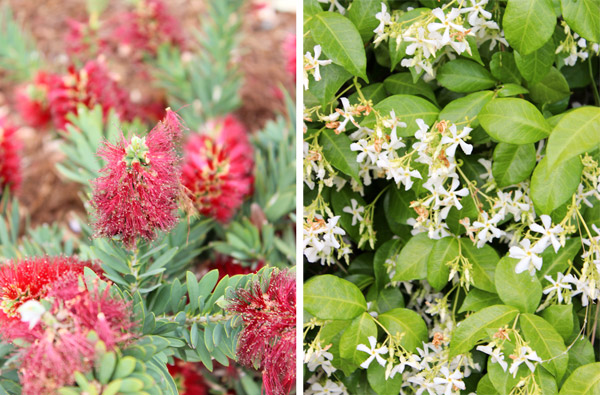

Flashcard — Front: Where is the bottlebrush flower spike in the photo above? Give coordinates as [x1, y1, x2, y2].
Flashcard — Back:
[207, 254, 264, 282]
[15, 70, 53, 128]
[91, 109, 184, 250]
[0, 256, 100, 341]
[113, 0, 185, 56]
[226, 269, 296, 395]
[181, 114, 254, 223]
[48, 60, 135, 130]
[168, 360, 210, 395]
[19, 275, 134, 394]
[0, 117, 22, 193]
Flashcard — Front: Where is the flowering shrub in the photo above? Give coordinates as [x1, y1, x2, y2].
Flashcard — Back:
[0, 1, 296, 394]
[303, 0, 599, 394]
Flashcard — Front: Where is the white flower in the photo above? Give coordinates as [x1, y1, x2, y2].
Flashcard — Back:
[543, 273, 572, 304]
[309, 379, 347, 395]
[382, 110, 407, 138]
[433, 367, 466, 395]
[441, 125, 473, 157]
[317, 0, 345, 14]
[529, 214, 564, 253]
[460, 0, 492, 25]
[342, 199, 365, 226]
[473, 212, 504, 247]
[575, 183, 594, 208]
[478, 158, 493, 181]
[374, 3, 391, 35]
[440, 178, 469, 212]
[510, 239, 546, 275]
[306, 347, 337, 376]
[415, 118, 430, 140]
[428, 8, 465, 44]
[17, 299, 46, 330]
[356, 336, 388, 369]
[477, 344, 508, 372]
[565, 274, 596, 307]
[335, 97, 358, 133]
[388, 353, 422, 378]
[404, 27, 440, 58]
[509, 346, 542, 377]
[395, 167, 422, 191]
[304, 45, 333, 89]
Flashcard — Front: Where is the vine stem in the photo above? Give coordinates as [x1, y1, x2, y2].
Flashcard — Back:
[160, 313, 233, 325]
[589, 58, 600, 107]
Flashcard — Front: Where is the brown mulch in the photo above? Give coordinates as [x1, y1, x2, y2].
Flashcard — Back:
[0, 0, 295, 230]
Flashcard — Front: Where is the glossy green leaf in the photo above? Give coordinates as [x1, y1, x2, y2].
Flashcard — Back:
[384, 73, 436, 103]
[427, 237, 458, 290]
[437, 59, 497, 93]
[346, 0, 381, 42]
[378, 308, 428, 352]
[449, 305, 519, 357]
[565, 337, 596, 380]
[520, 313, 568, 379]
[438, 90, 494, 129]
[530, 156, 583, 215]
[391, 233, 434, 282]
[368, 362, 403, 395]
[460, 240, 499, 293]
[479, 98, 551, 144]
[561, 0, 600, 43]
[304, 275, 367, 320]
[309, 63, 352, 107]
[459, 289, 503, 313]
[559, 363, 600, 394]
[319, 130, 361, 183]
[497, 84, 529, 97]
[490, 52, 521, 84]
[361, 94, 439, 136]
[492, 143, 537, 187]
[310, 12, 367, 80]
[495, 256, 542, 313]
[527, 67, 570, 104]
[503, 0, 556, 55]
[514, 38, 555, 84]
[541, 305, 573, 341]
[545, 106, 600, 169]
[537, 237, 581, 281]
[374, 239, 401, 291]
[339, 312, 377, 365]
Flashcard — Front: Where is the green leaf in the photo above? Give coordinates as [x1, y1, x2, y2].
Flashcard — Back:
[311, 12, 368, 80]
[438, 90, 494, 128]
[545, 106, 600, 169]
[384, 73, 436, 103]
[346, 0, 381, 43]
[383, 186, 415, 227]
[559, 363, 600, 394]
[561, 0, 600, 43]
[361, 94, 439, 137]
[391, 233, 434, 282]
[427, 237, 458, 290]
[490, 52, 521, 84]
[520, 313, 568, 379]
[97, 351, 117, 385]
[477, 375, 498, 395]
[530, 156, 582, 215]
[449, 305, 519, 358]
[460, 240, 499, 293]
[495, 256, 542, 313]
[541, 305, 573, 341]
[527, 67, 570, 104]
[437, 59, 497, 93]
[514, 38, 555, 84]
[309, 63, 352, 107]
[459, 289, 503, 313]
[339, 312, 377, 366]
[492, 143, 537, 188]
[497, 84, 529, 97]
[503, 0, 556, 55]
[304, 275, 367, 320]
[319, 131, 361, 183]
[375, 287, 405, 313]
[537, 237, 581, 281]
[368, 362, 403, 395]
[374, 239, 400, 291]
[565, 337, 596, 380]
[377, 308, 428, 352]
[479, 98, 551, 144]
[348, 82, 387, 105]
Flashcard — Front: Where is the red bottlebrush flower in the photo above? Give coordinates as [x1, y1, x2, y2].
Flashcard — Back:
[282, 33, 296, 82]
[65, 19, 109, 59]
[48, 60, 135, 130]
[226, 269, 296, 395]
[181, 115, 254, 223]
[168, 360, 209, 395]
[113, 0, 185, 56]
[208, 254, 264, 282]
[0, 256, 99, 341]
[0, 117, 22, 193]
[91, 110, 183, 250]
[15, 71, 53, 128]
[19, 274, 135, 394]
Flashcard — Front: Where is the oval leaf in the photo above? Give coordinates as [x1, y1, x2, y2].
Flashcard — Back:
[519, 313, 568, 379]
[391, 233, 434, 282]
[503, 0, 556, 55]
[438, 90, 494, 128]
[339, 312, 377, 366]
[384, 73, 436, 103]
[479, 98, 551, 144]
[319, 130, 361, 183]
[304, 275, 367, 320]
[495, 256, 542, 313]
[437, 59, 497, 93]
[377, 308, 428, 352]
[530, 156, 583, 215]
[492, 143, 537, 188]
[561, 0, 600, 43]
[527, 67, 570, 105]
[559, 363, 600, 395]
[427, 237, 458, 290]
[514, 38, 555, 84]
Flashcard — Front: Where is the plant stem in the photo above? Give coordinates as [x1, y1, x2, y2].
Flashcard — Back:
[589, 59, 600, 106]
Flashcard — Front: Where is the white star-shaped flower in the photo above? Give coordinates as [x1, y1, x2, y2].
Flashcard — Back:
[342, 199, 365, 226]
[473, 212, 504, 247]
[509, 346, 541, 378]
[374, 2, 391, 35]
[543, 273, 572, 303]
[356, 336, 388, 369]
[441, 125, 473, 157]
[476, 344, 508, 372]
[510, 239, 546, 275]
[529, 214, 564, 253]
